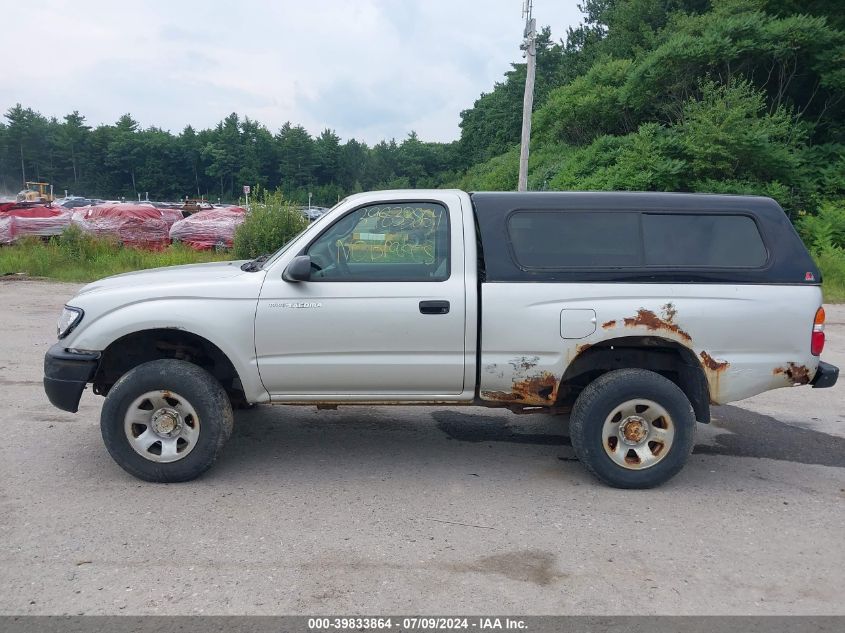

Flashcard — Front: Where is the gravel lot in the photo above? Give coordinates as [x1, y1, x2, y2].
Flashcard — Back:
[1, 279, 843, 615]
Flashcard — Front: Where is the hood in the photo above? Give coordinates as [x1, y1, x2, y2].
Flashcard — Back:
[58, 258, 268, 354]
[77, 260, 250, 295]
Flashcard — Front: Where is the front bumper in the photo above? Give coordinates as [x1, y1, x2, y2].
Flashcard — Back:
[811, 361, 839, 389]
[43, 343, 100, 413]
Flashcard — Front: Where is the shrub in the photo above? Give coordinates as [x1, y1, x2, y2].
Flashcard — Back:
[534, 58, 635, 146]
[233, 189, 308, 259]
[797, 202, 845, 252]
[549, 123, 686, 191]
[456, 148, 520, 191]
[797, 201, 845, 302]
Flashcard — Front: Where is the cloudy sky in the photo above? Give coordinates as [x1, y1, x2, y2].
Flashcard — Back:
[2, 0, 584, 144]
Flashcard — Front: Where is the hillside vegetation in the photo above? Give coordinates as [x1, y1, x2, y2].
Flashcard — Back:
[458, 0, 844, 208]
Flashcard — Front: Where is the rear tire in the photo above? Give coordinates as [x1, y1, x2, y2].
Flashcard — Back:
[100, 359, 233, 482]
[570, 369, 695, 488]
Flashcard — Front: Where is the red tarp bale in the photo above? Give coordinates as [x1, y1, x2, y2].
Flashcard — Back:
[0, 205, 72, 244]
[169, 207, 246, 250]
[71, 204, 170, 249]
[158, 208, 185, 226]
[0, 215, 9, 244]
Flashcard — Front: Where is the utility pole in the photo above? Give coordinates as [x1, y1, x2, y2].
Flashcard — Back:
[20, 144, 26, 187]
[518, 0, 536, 192]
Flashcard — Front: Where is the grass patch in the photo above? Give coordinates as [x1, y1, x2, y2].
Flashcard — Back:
[816, 249, 845, 303]
[0, 228, 232, 283]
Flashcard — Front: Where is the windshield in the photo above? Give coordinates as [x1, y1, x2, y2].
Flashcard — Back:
[260, 198, 347, 268]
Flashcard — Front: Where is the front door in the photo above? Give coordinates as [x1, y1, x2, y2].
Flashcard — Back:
[254, 196, 467, 398]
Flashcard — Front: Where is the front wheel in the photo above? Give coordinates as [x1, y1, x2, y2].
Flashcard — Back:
[570, 369, 696, 488]
[100, 359, 233, 482]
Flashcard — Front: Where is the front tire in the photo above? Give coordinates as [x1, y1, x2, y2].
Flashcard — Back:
[570, 369, 695, 489]
[100, 359, 233, 482]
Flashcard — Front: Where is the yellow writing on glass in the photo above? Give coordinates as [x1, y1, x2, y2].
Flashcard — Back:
[335, 205, 443, 264]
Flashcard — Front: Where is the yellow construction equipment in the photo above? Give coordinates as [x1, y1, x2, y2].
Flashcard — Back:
[16, 182, 54, 204]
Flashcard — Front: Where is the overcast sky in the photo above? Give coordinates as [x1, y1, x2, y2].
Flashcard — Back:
[2, 1, 585, 144]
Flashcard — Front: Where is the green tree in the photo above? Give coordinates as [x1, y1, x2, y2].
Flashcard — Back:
[4, 104, 51, 186]
[238, 117, 277, 193]
[277, 122, 314, 199]
[180, 125, 203, 198]
[104, 114, 143, 196]
[57, 111, 90, 189]
[202, 113, 243, 199]
[314, 128, 341, 186]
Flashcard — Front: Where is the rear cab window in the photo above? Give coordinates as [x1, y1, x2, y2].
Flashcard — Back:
[641, 214, 767, 267]
[507, 210, 768, 270]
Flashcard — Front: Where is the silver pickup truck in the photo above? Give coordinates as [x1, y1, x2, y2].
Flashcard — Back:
[44, 190, 838, 488]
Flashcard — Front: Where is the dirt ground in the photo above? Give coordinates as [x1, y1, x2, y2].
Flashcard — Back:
[0, 279, 843, 615]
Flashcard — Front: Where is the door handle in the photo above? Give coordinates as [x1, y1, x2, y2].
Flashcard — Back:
[419, 300, 450, 315]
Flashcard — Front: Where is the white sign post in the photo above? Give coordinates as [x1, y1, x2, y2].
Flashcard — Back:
[243, 185, 250, 210]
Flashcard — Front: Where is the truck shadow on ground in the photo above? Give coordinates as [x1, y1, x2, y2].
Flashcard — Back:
[226, 406, 845, 468]
[432, 407, 845, 468]
[227, 404, 845, 469]
[700, 405, 845, 468]
[225, 406, 569, 472]
[432, 410, 569, 446]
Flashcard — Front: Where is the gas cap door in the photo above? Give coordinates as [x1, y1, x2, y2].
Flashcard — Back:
[560, 309, 597, 339]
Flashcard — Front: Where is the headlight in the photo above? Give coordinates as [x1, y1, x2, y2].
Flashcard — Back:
[57, 306, 84, 339]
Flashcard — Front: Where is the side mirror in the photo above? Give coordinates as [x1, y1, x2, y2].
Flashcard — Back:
[283, 255, 312, 282]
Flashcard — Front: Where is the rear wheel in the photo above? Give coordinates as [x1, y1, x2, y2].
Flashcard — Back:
[570, 369, 695, 488]
[100, 359, 233, 482]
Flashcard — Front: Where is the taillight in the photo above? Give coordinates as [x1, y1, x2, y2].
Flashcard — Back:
[811, 307, 825, 356]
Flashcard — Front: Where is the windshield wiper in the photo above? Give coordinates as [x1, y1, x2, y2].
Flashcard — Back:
[240, 253, 271, 272]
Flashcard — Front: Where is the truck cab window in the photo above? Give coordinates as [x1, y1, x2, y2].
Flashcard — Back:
[306, 202, 449, 281]
[508, 211, 641, 268]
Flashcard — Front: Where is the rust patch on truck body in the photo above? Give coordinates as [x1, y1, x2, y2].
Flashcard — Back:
[602, 320, 616, 329]
[774, 363, 811, 385]
[699, 351, 730, 403]
[623, 308, 692, 343]
[481, 362, 560, 407]
[510, 356, 540, 371]
[511, 372, 558, 403]
[700, 351, 729, 372]
[481, 390, 520, 402]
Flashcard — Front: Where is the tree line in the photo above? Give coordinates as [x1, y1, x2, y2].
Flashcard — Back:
[0, 109, 462, 205]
